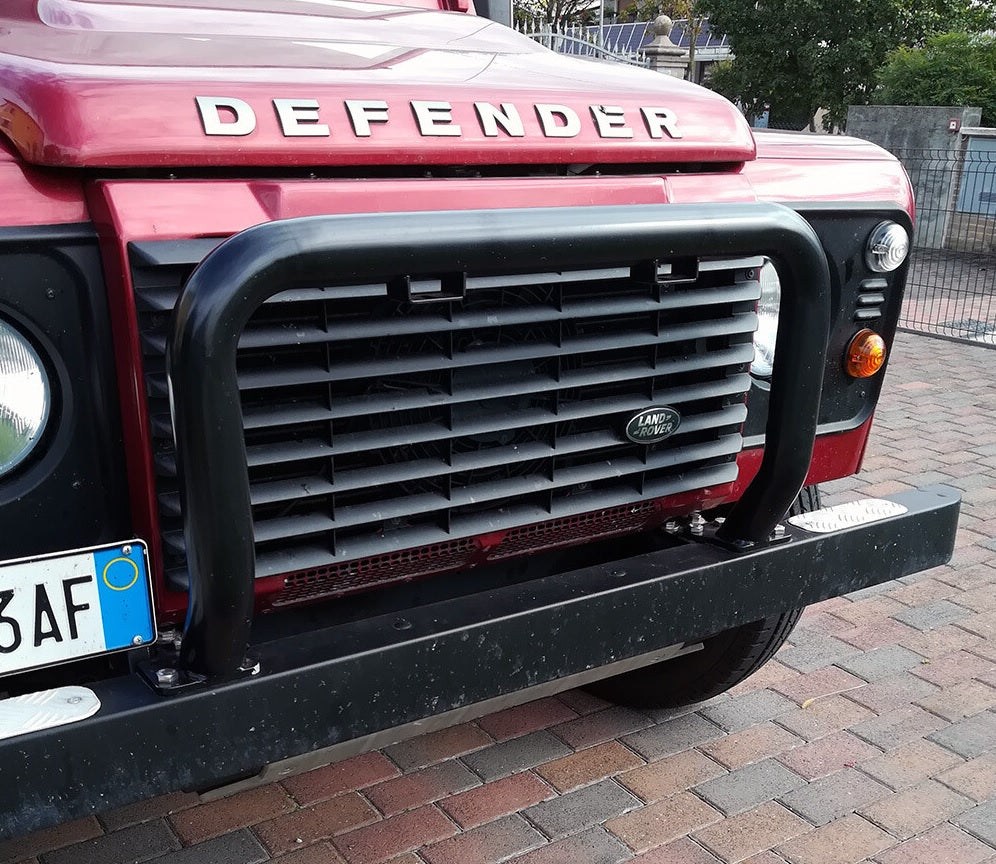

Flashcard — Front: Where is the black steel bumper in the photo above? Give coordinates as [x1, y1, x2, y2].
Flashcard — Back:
[0, 485, 958, 837]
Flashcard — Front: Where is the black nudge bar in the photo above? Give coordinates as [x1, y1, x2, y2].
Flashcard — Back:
[168, 204, 832, 677]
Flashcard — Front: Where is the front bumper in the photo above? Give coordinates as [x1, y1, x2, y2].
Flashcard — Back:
[1, 484, 959, 837]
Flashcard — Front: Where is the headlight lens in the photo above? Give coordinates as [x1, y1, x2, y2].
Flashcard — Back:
[0, 318, 51, 475]
[865, 221, 909, 273]
[751, 261, 781, 378]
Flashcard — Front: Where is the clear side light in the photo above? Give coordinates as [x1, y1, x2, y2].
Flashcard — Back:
[751, 261, 781, 378]
[866, 221, 909, 273]
[0, 318, 51, 476]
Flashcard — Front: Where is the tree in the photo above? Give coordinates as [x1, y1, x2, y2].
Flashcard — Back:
[514, 0, 601, 29]
[878, 32, 996, 126]
[698, 0, 982, 131]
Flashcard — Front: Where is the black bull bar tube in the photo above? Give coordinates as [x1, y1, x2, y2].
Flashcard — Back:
[1, 485, 959, 836]
[166, 203, 835, 677]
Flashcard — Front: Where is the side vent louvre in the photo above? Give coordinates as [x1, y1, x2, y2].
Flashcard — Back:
[855, 277, 887, 322]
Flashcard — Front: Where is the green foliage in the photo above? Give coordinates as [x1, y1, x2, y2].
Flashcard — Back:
[878, 33, 996, 125]
[698, 0, 981, 131]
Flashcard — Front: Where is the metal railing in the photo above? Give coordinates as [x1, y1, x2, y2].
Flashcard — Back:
[892, 146, 996, 346]
[515, 22, 650, 67]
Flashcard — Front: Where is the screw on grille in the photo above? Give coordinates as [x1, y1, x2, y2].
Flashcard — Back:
[689, 513, 706, 536]
[393, 618, 413, 631]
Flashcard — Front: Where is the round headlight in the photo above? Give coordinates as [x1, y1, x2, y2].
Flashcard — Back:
[751, 261, 781, 378]
[866, 221, 909, 273]
[0, 318, 51, 476]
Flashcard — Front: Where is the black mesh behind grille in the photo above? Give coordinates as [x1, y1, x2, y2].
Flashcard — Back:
[130, 242, 760, 591]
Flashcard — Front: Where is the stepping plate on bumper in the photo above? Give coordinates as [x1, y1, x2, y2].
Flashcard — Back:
[0, 686, 100, 741]
[788, 498, 909, 534]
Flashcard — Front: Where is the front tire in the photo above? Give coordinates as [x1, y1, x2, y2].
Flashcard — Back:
[587, 487, 819, 710]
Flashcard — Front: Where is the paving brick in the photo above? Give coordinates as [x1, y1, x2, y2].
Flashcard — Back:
[952, 585, 996, 613]
[439, 772, 554, 829]
[778, 768, 890, 827]
[831, 596, 908, 628]
[270, 841, 346, 863]
[551, 707, 652, 750]
[795, 608, 856, 636]
[555, 689, 612, 716]
[283, 753, 401, 805]
[605, 791, 722, 854]
[914, 650, 996, 687]
[535, 741, 643, 793]
[170, 784, 294, 844]
[694, 758, 807, 816]
[42, 820, 180, 864]
[776, 731, 881, 780]
[628, 836, 721, 863]
[773, 632, 860, 673]
[938, 752, 996, 801]
[524, 779, 640, 840]
[100, 792, 199, 832]
[462, 731, 572, 782]
[775, 813, 894, 864]
[849, 705, 946, 750]
[383, 725, 493, 774]
[843, 581, 900, 601]
[836, 618, 921, 651]
[700, 689, 798, 732]
[476, 698, 578, 743]
[727, 659, 801, 697]
[874, 823, 995, 864]
[773, 667, 867, 706]
[617, 749, 726, 802]
[508, 827, 631, 864]
[146, 830, 269, 864]
[699, 722, 803, 770]
[902, 624, 984, 659]
[364, 761, 479, 817]
[0, 817, 102, 864]
[859, 738, 966, 789]
[692, 802, 810, 863]
[420, 815, 543, 864]
[835, 646, 925, 682]
[622, 713, 724, 760]
[843, 672, 941, 713]
[892, 600, 971, 631]
[332, 806, 456, 864]
[916, 679, 996, 721]
[929, 710, 996, 758]
[887, 578, 962, 607]
[954, 799, 996, 848]
[859, 779, 974, 839]
[254, 794, 380, 855]
[773, 694, 874, 742]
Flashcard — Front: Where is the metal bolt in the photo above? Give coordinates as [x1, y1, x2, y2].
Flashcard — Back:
[132, 635, 144, 646]
[689, 513, 706, 536]
[712, 516, 726, 525]
[772, 523, 786, 537]
[664, 520, 681, 534]
[122, 544, 132, 556]
[156, 668, 180, 687]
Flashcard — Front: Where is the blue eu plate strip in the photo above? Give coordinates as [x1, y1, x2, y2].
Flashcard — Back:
[93, 546, 155, 650]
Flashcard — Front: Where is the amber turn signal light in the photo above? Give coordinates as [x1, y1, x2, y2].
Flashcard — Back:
[846, 329, 887, 378]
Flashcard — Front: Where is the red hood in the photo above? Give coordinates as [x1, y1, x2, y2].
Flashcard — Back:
[0, 0, 756, 168]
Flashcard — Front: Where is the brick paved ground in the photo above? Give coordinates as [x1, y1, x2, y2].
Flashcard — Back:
[4, 331, 996, 864]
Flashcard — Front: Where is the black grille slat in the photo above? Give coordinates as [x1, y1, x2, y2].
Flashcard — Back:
[130, 239, 760, 592]
[235, 314, 758, 391]
[241, 344, 756, 429]
[244, 380, 751, 467]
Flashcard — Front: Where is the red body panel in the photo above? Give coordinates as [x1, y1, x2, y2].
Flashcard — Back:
[1, 0, 755, 167]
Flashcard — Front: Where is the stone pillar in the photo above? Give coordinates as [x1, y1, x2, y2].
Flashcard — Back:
[642, 15, 689, 79]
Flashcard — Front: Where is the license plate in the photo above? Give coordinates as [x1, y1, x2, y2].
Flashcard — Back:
[0, 541, 156, 678]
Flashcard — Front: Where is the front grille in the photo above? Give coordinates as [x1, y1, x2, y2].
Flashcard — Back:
[130, 241, 761, 601]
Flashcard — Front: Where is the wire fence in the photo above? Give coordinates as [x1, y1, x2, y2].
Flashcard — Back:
[891, 147, 996, 347]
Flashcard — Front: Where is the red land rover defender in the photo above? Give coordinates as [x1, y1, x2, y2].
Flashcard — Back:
[0, 0, 959, 836]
